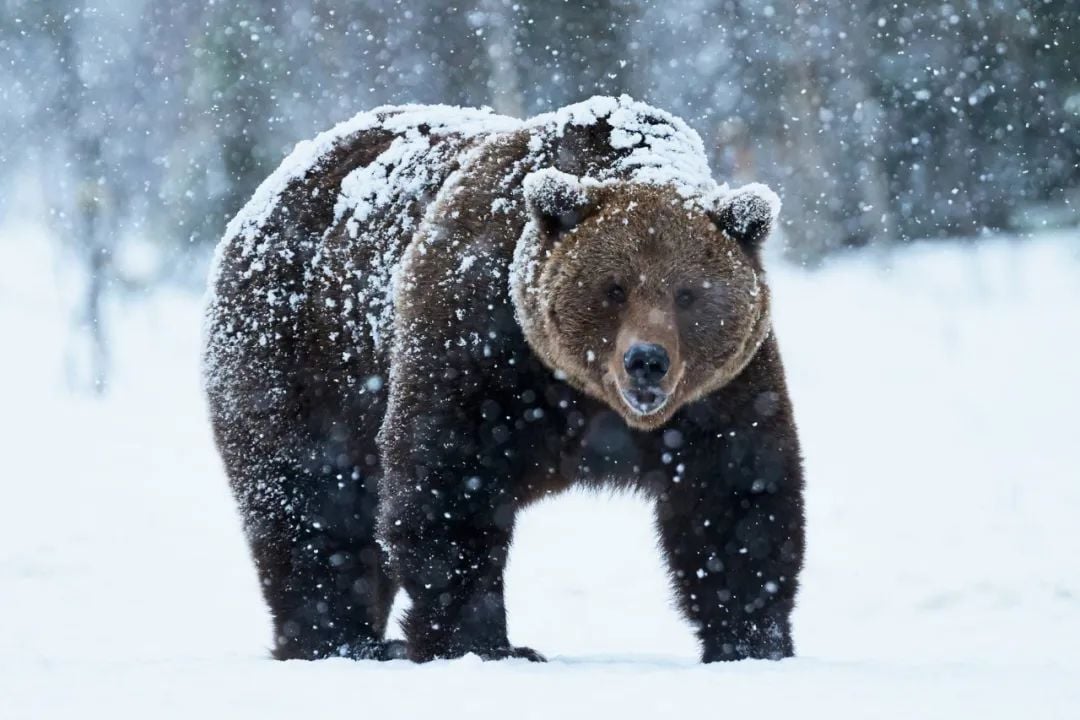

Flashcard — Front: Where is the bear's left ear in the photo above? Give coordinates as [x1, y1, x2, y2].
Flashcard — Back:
[710, 183, 781, 251]
[523, 168, 597, 235]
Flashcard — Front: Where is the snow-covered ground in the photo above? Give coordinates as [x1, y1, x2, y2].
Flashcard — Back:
[2, 222, 1078, 718]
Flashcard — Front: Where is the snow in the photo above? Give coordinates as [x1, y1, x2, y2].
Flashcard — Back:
[522, 167, 593, 217]
[525, 95, 723, 204]
[716, 181, 782, 233]
[3, 221, 1080, 718]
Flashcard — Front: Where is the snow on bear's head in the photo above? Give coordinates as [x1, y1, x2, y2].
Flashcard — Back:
[511, 168, 779, 430]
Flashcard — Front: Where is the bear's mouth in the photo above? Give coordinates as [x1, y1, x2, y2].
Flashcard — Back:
[619, 385, 670, 416]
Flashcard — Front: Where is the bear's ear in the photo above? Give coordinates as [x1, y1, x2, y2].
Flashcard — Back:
[523, 168, 597, 235]
[710, 183, 781, 251]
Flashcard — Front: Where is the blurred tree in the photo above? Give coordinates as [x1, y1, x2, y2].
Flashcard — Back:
[35, 2, 124, 392]
[181, 2, 288, 248]
[879, 1, 1078, 239]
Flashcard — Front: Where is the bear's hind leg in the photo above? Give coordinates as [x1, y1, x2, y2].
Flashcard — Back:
[259, 520, 402, 660]
[231, 446, 403, 661]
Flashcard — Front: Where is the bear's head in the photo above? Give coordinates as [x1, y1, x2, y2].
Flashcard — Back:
[512, 169, 777, 430]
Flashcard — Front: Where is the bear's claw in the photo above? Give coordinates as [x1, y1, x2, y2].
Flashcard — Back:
[380, 639, 410, 660]
[478, 646, 546, 662]
[341, 639, 409, 661]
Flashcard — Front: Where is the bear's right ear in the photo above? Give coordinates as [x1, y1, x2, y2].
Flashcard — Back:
[523, 168, 597, 235]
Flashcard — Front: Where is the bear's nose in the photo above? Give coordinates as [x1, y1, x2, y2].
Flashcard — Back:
[623, 343, 670, 385]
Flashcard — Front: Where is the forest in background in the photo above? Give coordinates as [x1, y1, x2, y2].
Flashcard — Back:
[1, 0, 1077, 387]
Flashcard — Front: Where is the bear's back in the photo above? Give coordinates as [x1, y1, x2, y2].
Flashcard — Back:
[204, 107, 520, 379]
[204, 105, 522, 413]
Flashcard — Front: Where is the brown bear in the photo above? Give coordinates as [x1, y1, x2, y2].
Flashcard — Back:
[204, 95, 804, 664]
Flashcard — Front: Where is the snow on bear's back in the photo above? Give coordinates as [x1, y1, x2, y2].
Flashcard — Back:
[207, 104, 522, 298]
[333, 105, 525, 229]
[208, 96, 726, 300]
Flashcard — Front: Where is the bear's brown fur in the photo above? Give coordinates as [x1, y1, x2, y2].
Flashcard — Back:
[204, 96, 804, 663]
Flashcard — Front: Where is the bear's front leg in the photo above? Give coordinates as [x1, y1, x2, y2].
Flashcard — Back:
[380, 483, 542, 662]
[377, 372, 544, 663]
[655, 403, 805, 662]
[378, 203, 550, 661]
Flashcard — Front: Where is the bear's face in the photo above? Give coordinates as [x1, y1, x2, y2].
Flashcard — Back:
[513, 170, 777, 430]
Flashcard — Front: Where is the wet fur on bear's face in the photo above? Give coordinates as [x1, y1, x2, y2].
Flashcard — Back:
[514, 173, 776, 430]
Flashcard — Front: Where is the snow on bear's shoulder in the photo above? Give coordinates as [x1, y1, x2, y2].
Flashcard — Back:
[314, 105, 522, 353]
[334, 105, 522, 227]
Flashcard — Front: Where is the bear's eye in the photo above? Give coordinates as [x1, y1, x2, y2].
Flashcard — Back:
[606, 283, 627, 305]
[676, 289, 696, 308]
